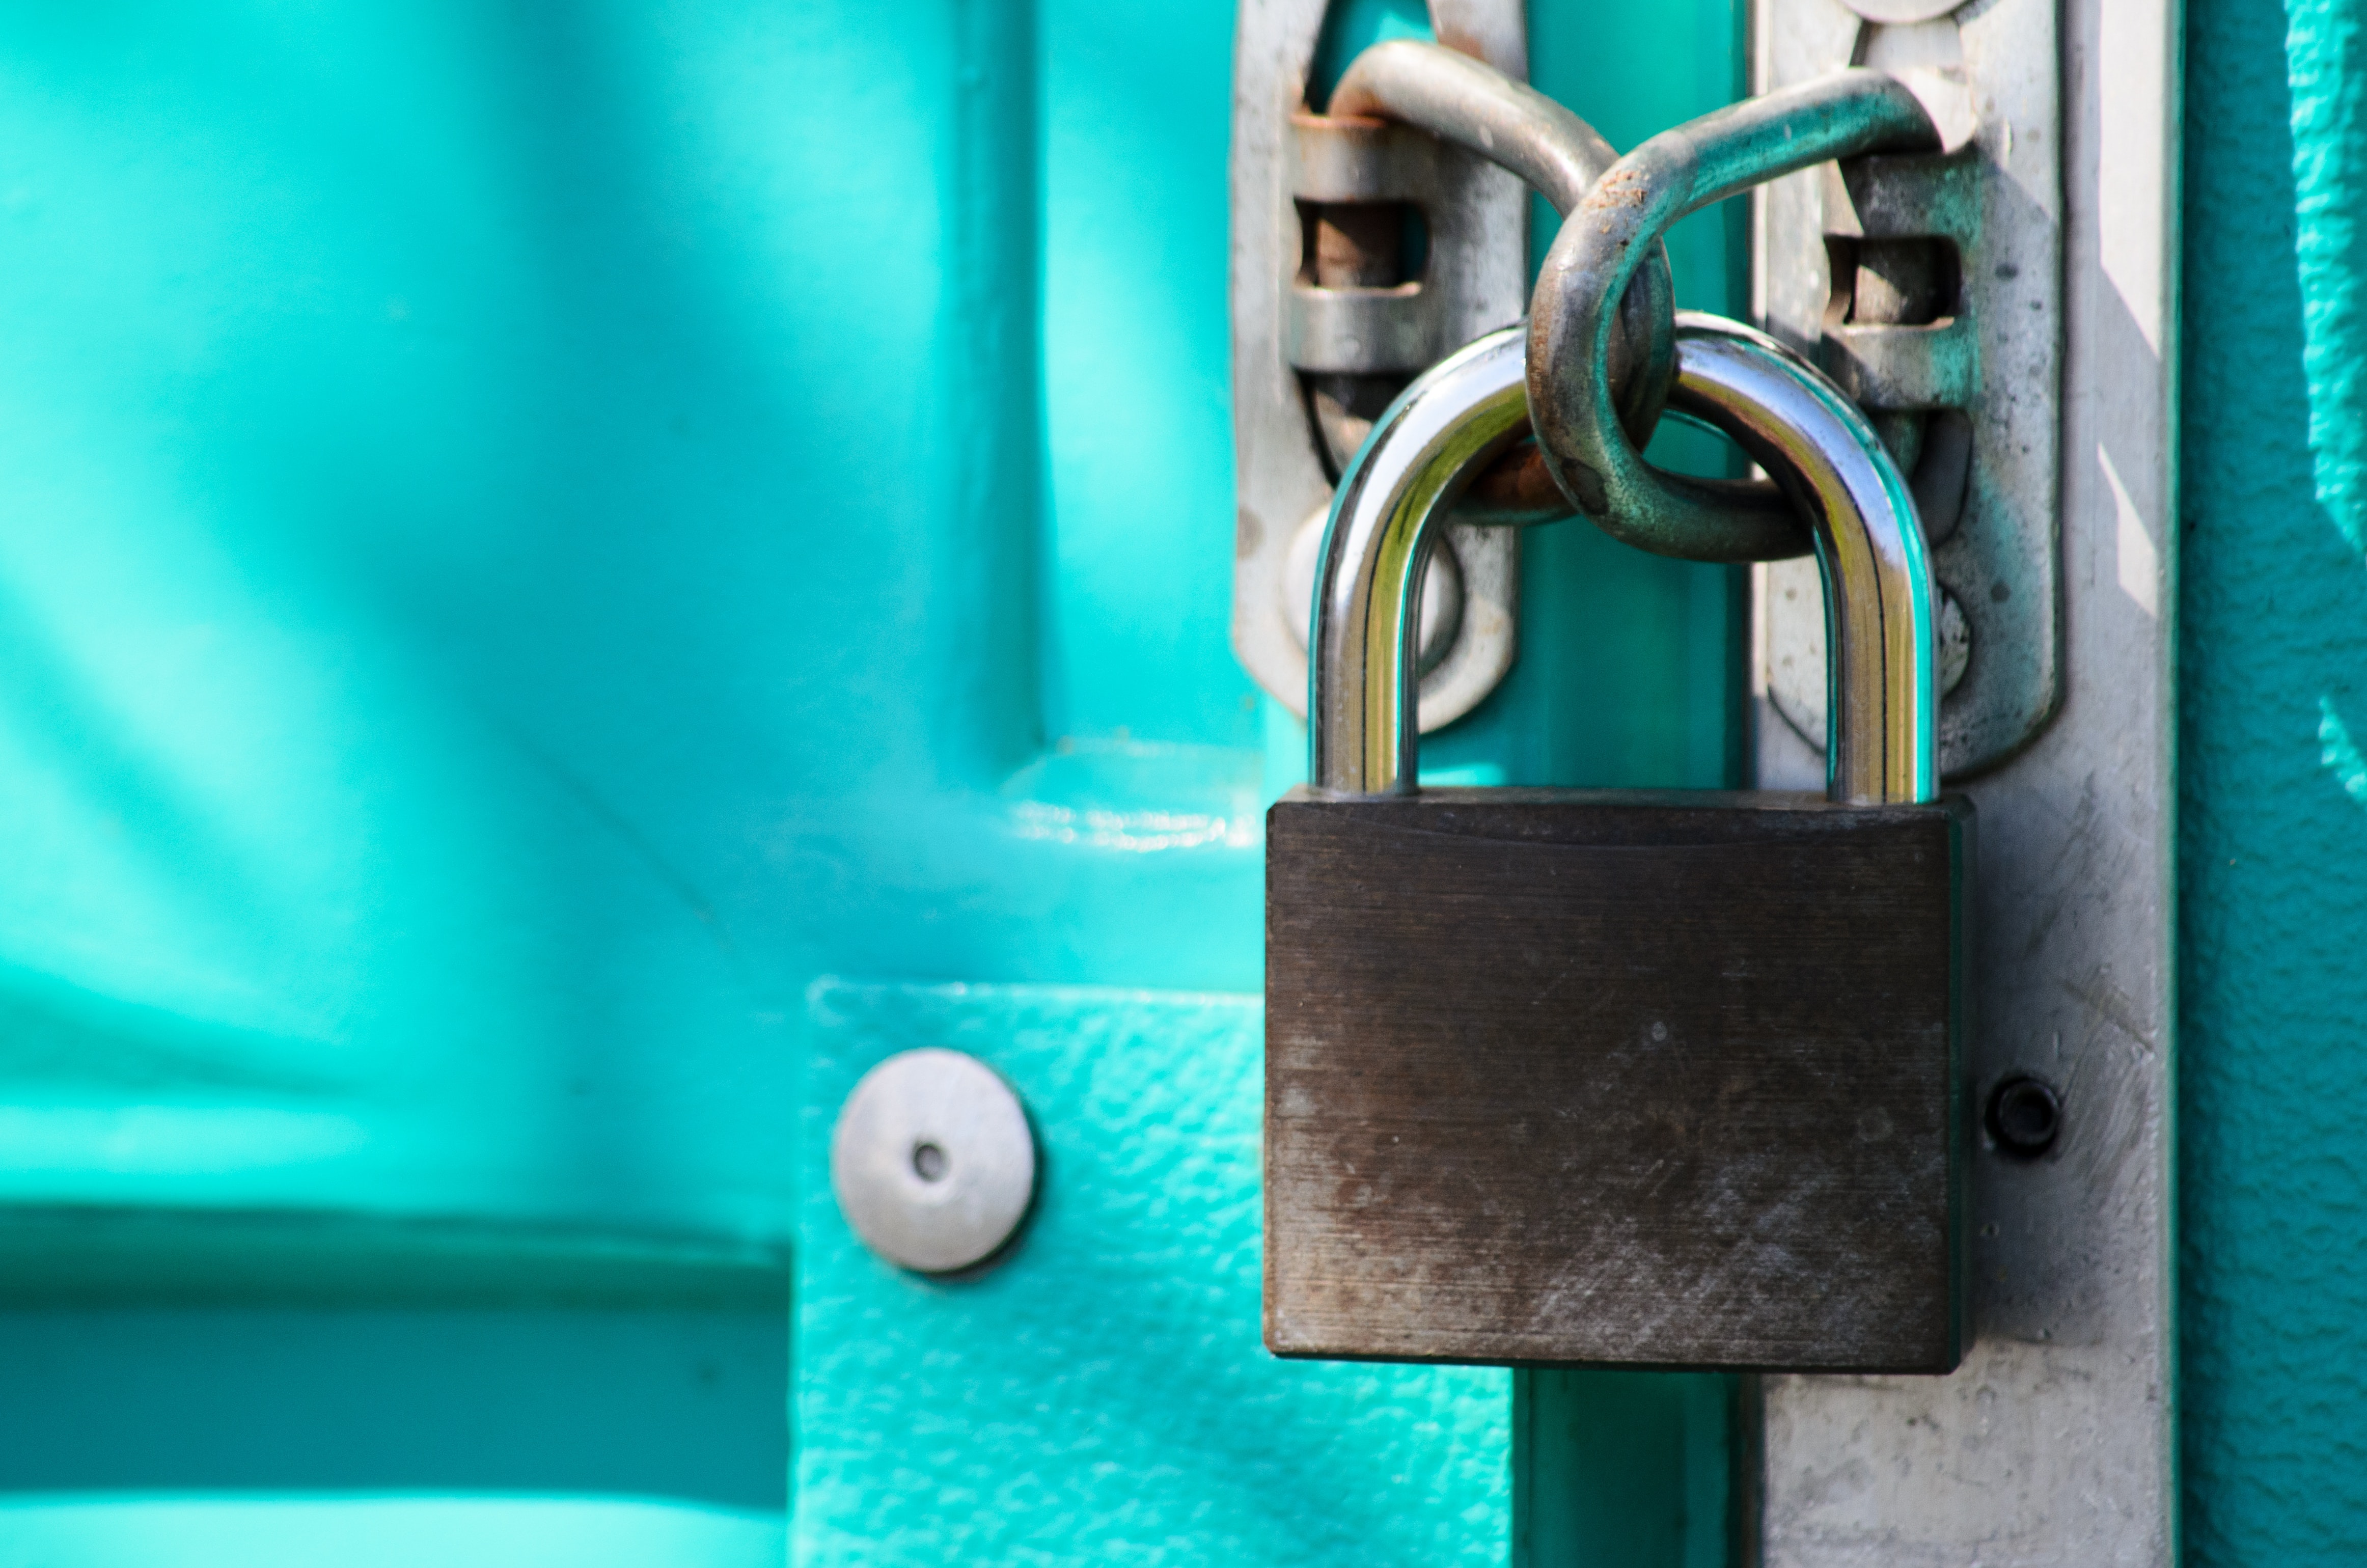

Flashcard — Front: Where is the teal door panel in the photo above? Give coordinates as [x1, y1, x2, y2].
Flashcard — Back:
[785, 0, 1754, 1559]
[0, 1303, 788, 1566]
[0, 0, 1738, 1256]
[796, 982, 1507, 1564]
[0, 0, 862, 1278]
[2181, 0, 2367, 1556]
[0, 1498, 780, 1568]
[0, 0, 1756, 1561]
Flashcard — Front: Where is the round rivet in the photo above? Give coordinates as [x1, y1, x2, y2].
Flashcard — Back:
[830, 1049, 1036, 1274]
[1985, 1074, 2062, 1160]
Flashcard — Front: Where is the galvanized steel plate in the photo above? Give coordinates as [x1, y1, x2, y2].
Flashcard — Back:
[1752, 0, 2177, 1559]
[1230, 0, 1529, 732]
[1756, 0, 2064, 781]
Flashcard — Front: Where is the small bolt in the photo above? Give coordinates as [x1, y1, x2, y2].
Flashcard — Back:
[1986, 1075, 2062, 1160]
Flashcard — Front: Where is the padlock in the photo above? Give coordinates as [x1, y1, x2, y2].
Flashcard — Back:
[1264, 313, 1971, 1373]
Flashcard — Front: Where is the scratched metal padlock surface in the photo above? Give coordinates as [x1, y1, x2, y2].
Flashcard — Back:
[1265, 786, 1970, 1372]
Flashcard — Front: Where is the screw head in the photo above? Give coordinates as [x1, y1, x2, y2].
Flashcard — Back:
[831, 1049, 1036, 1274]
[1986, 1074, 2062, 1160]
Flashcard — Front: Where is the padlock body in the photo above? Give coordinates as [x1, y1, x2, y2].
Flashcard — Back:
[1264, 787, 1971, 1373]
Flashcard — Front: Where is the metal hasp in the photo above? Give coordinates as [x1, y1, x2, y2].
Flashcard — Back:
[1230, 0, 1528, 730]
[1267, 316, 1970, 1371]
[1756, 0, 2063, 779]
[1752, 0, 2179, 1561]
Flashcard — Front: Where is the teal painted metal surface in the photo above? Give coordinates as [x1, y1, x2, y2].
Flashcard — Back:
[797, 981, 1508, 1563]
[1516, 1372, 1740, 1568]
[789, 0, 1512, 1551]
[0, 0, 847, 1284]
[0, 0, 1749, 1559]
[0, 1304, 787, 1562]
[2182, 0, 2367, 1557]
[0, 1499, 781, 1568]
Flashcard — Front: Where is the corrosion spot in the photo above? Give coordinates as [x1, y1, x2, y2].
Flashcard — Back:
[1559, 458, 1609, 515]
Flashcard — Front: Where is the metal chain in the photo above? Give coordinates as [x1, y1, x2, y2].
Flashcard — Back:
[1326, 40, 1677, 453]
[1525, 70, 1940, 561]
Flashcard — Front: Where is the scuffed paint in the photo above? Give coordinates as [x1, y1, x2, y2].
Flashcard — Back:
[2316, 696, 2367, 805]
[794, 980, 1511, 1567]
[2286, 0, 2367, 554]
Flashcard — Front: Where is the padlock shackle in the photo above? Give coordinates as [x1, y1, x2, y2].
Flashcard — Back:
[1308, 328, 1530, 796]
[1667, 317, 1938, 804]
[1309, 315, 1935, 804]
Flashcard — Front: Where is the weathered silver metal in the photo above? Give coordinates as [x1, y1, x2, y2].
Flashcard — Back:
[1232, 0, 1530, 733]
[1327, 43, 1604, 218]
[1312, 313, 1934, 806]
[1750, 0, 2177, 1558]
[1673, 319, 1936, 804]
[830, 1048, 1035, 1275]
[1526, 70, 1941, 563]
[1327, 41, 1677, 446]
[1283, 113, 1482, 376]
[1758, 0, 2065, 781]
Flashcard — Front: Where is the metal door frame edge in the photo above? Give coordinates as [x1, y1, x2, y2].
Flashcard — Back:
[1752, 0, 2180, 1560]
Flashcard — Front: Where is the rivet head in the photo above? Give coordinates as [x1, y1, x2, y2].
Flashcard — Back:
[1985, 1074, 2062, 1160]
[830, 1049, 1036, 1274]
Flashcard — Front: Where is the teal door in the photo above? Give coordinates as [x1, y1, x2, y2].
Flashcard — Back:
[0, 4, 1747, 1561]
